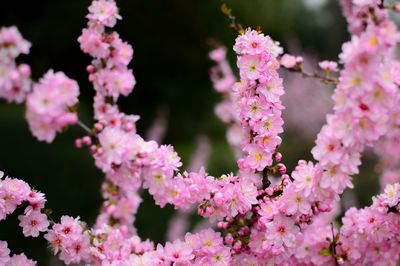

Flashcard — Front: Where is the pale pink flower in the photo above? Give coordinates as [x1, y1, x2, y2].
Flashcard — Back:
[237, 55, 265, 81]
[280, 184, 311, 215]
[26, 70, 79, 143]
[6, 253, 36, 266]
[280, 54, 297, 68]
[233, 29, 271, 55]
[163, 240, 194, 263]
[291, 160, 317, 196]
[0, 241, 10, 265]
[18, 211, 49, 237]
[266, 214, 300, 249]
[243, 144, 273, 171]
[0, 26, 31, 59]
[318, 60, 339, 72]
[383, 183, 400, 207]
[87, 0, 121, 27]
[129, 252, 158, 266]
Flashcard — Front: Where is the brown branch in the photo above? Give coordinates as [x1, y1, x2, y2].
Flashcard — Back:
[286, 67, 338, 85]
[221, 3, 244, 33]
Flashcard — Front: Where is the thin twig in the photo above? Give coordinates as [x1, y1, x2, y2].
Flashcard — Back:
[286, 68, 338, 85]
[77, 120, 92, 134]
[221, 3, 244, 33]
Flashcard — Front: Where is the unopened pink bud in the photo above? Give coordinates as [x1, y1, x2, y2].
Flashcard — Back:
[282, 179, 290, 186]
[265, 187, 274, 196]
[274, 152, 282, 162]
[75, 138, 82, 148]
[242, 226, 250, 234]
[278, 163, 286, 174]
[82, 136, 91, 146]
[90, 145, 97, 154]
[233, 240, 242, 250]
[96, 147, 104, 156]
[86, 65, 94, 73]
[94, 122, 104, 131]
[19, 64, 31, 77]
[124, 122, 134, 132]
[225, 234, 234, 245]
[213, 192, 225, 205]
[205, 206, 214, 215]
[281, 174, 290, 181]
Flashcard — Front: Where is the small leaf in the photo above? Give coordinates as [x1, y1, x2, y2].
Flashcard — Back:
[221, 3, 231, 15]
[318, 247, 330, 256]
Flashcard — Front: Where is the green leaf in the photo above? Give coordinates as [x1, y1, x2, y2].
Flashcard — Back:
[318, 247, 330, 256]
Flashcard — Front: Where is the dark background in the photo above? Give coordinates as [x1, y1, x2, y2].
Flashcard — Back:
[0, 0, 380, 264]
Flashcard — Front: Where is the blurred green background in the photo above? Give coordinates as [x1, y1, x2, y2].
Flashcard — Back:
[0, 0, 381, 264]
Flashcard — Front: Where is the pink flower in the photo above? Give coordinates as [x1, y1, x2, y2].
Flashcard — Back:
[243, 144, 273, 171]
[26, 70, 79, 143]
[265, 214, 300, 251]
[0, 177, 31, 218]
[353, 0, 378, 7]
[256, 76, 284, 103]
[109, 40, 133, 67]
[97, 126, 127, 167]
[312, 126, 344, 167]
[382, 183, 400, 207]
[237, 54, 265, 81]
[209, 47, 227, 62]
[78, 28, 109, 59]
[129, 252, 158, 266]
[252, 114, 283, 136]
[185, 229, 223, 254]
[6, 253, 36, 266]
[291, 160, 317, 196]
[0, 63, 32, 103]
[0, 26, 31, 59]
[18, 211, 49, 237]
[318, 60, 339, 72]
[233, 29, 270, 55]
[0, 241, 10, 265]
[280, 54, 297, 68]
[87, 0, 121, 27]
[162, 240, 194, 263]
[98, 68, 136, 99]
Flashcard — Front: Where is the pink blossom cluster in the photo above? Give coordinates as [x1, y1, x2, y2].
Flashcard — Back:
[232, 29, 285, 173]
[0, 172, 48, 236]
[3, 0, 400, 265]
[0, 242, 36, 266]
[0, 27, 81, 143]
[0, 171, 48, 265]
[79, 0, 135, 107]
[77, 0, 139, 144]
[0, 26, 31, 103]
[312, 0, 400, 195]
[337, 183, 400, 265]
[167, 135, 211, 241]
[25, 70, 80, 142]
